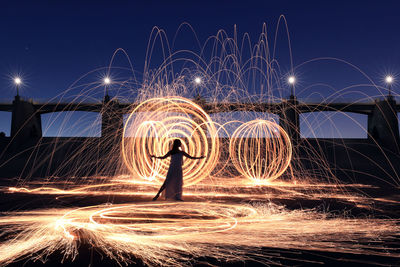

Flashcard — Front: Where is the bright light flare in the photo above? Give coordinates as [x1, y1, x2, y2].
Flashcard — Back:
[14, 77, 22, 85]
[229, 119, 292, 183]
[194, 77, 202, 84]
[385, 75, 393, 84]
[103, 77, 111, 85]
[288, 76, 296, 84]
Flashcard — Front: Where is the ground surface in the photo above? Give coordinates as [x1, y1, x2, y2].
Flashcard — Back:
[0, 177, 399, 266]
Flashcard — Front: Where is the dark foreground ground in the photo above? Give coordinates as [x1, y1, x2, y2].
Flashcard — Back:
[5, 244, 400, 267]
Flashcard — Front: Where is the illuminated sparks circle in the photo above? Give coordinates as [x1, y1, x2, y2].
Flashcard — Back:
[122, 97, 220, 186]
[88, 203, 257, 237]
[229, 119, 292, 182]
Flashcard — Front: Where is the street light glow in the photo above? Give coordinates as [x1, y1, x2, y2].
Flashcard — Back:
[385, 75, 393, 84]
[14, 77, 22, 85]
[288, 76, 296, 84]
[194, 77, 202, 84]
[104, 77, 111, 85]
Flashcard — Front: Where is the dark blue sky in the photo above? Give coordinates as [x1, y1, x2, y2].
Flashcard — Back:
[1, 0, 400, 137]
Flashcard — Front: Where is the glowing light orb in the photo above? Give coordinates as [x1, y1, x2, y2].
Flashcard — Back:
[14, 77, 21, 85]
[104, 77, 111, 84]
[288, 76, 296, 84]
[229, 119, 292, 183]
[385, 75, 393, 84]
[194, 77, 202, 84]
[122, 97, 220, 186]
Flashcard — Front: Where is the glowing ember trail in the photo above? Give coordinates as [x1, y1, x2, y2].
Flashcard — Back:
[229, 119, 292, 183]
[0, 198, 399, 266]
[122, 97, 220, 186]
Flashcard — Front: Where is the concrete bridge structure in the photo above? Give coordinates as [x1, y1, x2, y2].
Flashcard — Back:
[1, 93, 399, 151]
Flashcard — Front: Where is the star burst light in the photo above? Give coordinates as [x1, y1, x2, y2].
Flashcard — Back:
[385, 75, 393, 84]
[103, 77, 111, 84]
[14, 77, 22, 85]
[288, 76, 295, 84]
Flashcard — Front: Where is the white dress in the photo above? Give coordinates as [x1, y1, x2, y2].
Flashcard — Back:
[163, 151, 183, 200]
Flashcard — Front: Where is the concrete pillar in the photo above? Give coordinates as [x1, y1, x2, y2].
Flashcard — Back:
[279, 95, 300, 144]
[101, 95, 123, 140]
[100, 95, 124, 174]
[193, 95, 208, 135]
[10, 95, 42, 149]
[367, 96, 399, 151]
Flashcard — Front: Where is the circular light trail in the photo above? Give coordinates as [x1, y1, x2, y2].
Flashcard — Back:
[122, 96, 220, 186]
[88, 203, 257, 237]
[229, 119, 292, 183]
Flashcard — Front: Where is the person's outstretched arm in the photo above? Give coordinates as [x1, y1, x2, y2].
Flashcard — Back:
[182, 151, 205, 159]
[150, 151, 171, 159]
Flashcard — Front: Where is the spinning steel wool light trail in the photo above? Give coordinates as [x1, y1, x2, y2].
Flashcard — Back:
[229, 119, 292, 183]
[1, 201, 399, 267]
[122, 97, 220, 186]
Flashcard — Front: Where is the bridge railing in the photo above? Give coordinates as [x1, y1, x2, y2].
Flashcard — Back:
[298, 96, 400, 104]
[297, 97, 374, 105]
[0, 97, 33, 104]
[0, 96, 399, 107]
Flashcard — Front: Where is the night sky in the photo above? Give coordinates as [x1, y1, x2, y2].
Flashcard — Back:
[1, 0, 400, 137]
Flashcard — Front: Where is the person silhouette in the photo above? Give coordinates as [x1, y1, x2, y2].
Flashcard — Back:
[150, 139, 205, 201]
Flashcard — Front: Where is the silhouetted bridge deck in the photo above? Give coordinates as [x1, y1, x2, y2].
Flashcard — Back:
[3, 95, 400, 151]
[1, 99, 399, 114]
